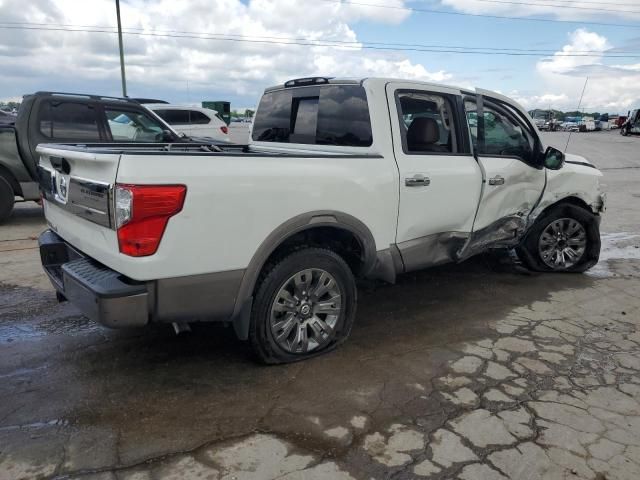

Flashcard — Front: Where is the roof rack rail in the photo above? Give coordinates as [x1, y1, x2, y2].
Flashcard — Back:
[284, 77, 333, 88]
[31, 91, 138, 103]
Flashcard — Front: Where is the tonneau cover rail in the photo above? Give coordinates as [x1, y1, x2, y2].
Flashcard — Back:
[36, 143, 383, 158]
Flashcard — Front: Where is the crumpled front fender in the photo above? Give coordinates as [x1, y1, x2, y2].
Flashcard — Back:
[530, 156, 605, 225]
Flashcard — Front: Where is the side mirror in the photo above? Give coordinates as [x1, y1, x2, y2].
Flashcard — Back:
[162, 129, 175, 142]
[543, 146, 565, 170]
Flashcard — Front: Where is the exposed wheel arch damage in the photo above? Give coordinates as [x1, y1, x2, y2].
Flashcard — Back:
[518, 201, 601, 272]
[231, 211, 378, 340]
[531, 160, 605, 224]
[531, 196, 596, 224]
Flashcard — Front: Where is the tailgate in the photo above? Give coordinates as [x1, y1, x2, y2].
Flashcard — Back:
[37, 145, 123, 270]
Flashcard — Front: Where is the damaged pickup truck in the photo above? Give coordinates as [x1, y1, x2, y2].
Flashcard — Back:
[37, 77, 605, 363]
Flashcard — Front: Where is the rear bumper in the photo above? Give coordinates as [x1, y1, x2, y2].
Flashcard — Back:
[39, 230, 149, 327]
[39, 230, 246, 329]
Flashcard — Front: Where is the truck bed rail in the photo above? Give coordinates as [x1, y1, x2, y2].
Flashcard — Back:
[37, 143, 383, 159]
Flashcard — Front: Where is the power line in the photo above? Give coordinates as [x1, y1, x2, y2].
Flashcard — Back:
[316, 0, 640, 29]
[2, 21, 636, 54]
[519, 0, 639, 5]
[469, 0, 640, 14]
[1, 24, 638, 58]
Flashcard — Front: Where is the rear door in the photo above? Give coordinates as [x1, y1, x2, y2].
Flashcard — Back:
[462, 91, 545, 256]
[387, 82, 483, 271]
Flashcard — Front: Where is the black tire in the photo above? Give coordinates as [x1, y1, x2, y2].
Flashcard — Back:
[517, 204, 600, 273]
[249, 247, 357, 364]
[0, 175, 14, 224]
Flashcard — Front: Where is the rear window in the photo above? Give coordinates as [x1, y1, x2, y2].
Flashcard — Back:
[39, 101, 100, 140]
[252, 85, 373, 147]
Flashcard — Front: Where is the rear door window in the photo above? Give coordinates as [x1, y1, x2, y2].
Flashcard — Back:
[154, 109, 189, 125]
[188, 111, 211, 125]
[155, 109, 211, 125]
[39, 101, 101, 140]
[396, 91, 458, 154]
[252, 85, 373, 146]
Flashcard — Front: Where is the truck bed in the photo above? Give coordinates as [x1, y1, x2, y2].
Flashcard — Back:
[37, 142, 383, 158]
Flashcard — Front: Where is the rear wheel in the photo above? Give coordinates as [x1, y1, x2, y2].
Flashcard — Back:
[0, 175, 14, 224]
[249, 247, 357, 364]
[517, 204, 600, 273]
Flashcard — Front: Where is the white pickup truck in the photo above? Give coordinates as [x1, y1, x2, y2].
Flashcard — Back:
[38, 77, 605, 363]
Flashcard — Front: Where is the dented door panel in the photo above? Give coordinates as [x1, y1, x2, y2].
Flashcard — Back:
[463, 94, 546, 253]
[473, 156, 546, 233]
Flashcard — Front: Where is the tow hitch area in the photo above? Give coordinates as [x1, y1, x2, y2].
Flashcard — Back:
[38, 230, 150, 328]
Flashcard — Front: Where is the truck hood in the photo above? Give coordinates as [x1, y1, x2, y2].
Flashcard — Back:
[564, 152, 598, 169]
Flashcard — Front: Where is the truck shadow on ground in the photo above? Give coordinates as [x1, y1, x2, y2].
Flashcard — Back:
[0, 253, 601, 471]
[1, 252, 598, 372]
[2, 203, 42, 227]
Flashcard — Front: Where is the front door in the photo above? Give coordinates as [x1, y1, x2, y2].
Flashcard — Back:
[387, 82, 483, 271]
[462, 91, 546, 257]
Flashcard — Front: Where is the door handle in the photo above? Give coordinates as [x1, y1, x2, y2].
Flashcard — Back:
[405, 175, 431, 187]
[489, 175, 505, 186]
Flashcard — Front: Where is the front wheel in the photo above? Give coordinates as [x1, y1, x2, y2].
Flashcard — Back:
[517, 204, 600, 273]
[249, 248, 357, 364]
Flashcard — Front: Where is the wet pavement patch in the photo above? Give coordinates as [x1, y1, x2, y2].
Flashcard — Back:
[1, 249, 640, 479]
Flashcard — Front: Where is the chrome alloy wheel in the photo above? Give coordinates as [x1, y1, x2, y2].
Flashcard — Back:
[269, 268, 342, 354]
[538, 218, 587, 269]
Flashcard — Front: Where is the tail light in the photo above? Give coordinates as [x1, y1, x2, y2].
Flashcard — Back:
[220, 126, 228, 134]
[115, 184, 186, 257]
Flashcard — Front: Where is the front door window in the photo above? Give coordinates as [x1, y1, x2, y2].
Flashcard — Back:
[465, 100, 535, 164]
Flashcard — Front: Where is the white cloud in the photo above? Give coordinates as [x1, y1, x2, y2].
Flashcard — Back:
[510, 92, 569, 109]
[0, 0, 444, 103]
[537, 29, 610, 76]
[511, 29, 640, 113]
[439, 0, 640, 21]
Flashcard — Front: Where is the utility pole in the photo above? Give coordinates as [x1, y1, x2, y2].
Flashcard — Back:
[115, 0, 127, 97]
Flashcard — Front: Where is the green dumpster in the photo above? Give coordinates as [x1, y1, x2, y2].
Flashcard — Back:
[202, 101, 231, 125]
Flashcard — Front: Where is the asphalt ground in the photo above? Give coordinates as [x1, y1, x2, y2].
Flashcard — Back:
[0, 130, 639, 480]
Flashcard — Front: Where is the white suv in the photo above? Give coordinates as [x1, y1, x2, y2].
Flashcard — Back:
[146, 104, 231, 143]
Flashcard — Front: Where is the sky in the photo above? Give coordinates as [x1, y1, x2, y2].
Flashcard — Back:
[0, 0, 639, 114]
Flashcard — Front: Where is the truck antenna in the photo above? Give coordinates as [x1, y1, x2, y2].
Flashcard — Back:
[565, 77, 589, 153]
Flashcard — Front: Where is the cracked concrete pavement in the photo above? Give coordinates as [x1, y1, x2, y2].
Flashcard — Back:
[1, 131, 640, 479]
